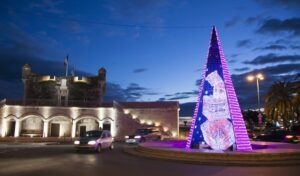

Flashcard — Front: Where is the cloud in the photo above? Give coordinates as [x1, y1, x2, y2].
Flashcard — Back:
[0, 55, 92, 100]
[244, 54, 300, 65]
[30, 0, 64, 14]
[228, 54, 241, 63]
[100, 0, 169, 37]
[195, 79, 203, 86]
[257, 18, 300, 36]
[179, 102, 196, 117]
[230, 54, 241, 58]
[181, 62, 300, 109]
[76, 35, 90, 46]
[224, 17, 240, 27]
[133, 68, 148, 73]
[0, 53, 155, 102]
[167, 63, 299, 110]
[236, 39, 252, 47]
[0, 20, 72, 72]
[0, 13, 156, 103]
[245, 16, 264, 25]
[104, 83, 137, 102]
[231, 63, 300, 109]
[227, 59, 236, 64]
[267, 39, 300, 49]
[103, 0, 168, 24]
[64, 21, 83, 33]
[255, 0, 300, 10]
[253, 44, 287, 51]
[104, 83, 158, 102]
[234, 67, 250, 72]
[253, 63, 300, 76]
[290, 45, 300, 49]
[159, 91, 198, 101]
[0, 23, 44, 56]
[0, 17, 69, 99]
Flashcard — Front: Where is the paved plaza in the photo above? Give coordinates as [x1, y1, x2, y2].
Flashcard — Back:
[0, 142, 299, 176]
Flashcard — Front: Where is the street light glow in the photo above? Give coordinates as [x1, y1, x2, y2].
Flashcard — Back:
[256, 73, 264, 80]
[247, 75, 255, 81]
[246, 73, 265, 111]
[247, 74, 264, 82]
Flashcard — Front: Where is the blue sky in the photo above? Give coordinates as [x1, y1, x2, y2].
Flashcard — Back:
[0, 0, 299, 109]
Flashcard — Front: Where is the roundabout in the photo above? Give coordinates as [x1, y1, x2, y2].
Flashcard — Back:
[124, 140, 300, 166]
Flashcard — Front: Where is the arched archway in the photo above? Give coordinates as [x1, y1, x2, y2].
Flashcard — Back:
[75, 116, 100, 137]
[2, 115, 18, 137]
[100, 117, 115, 135]
[20, 115, 43, 137]
[48, 116, 72, 137]
[102, 119, 112, 132]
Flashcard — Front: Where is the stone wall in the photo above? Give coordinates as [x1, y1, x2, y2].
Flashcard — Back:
[0, 101, 179, 140]
[0, 105, 114, 138]
[121, 108, 179, 137]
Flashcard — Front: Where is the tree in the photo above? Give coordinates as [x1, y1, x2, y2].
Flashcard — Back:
[292, 81, 300, 122]
[264, 81, 294, 128]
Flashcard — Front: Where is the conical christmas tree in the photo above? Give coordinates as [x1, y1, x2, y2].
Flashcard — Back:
[186, 26, 252, 151]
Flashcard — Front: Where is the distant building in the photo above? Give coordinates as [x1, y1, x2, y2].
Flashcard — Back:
[179, 116, 192, 127]
[21, 64, 106, 106]
[0, 64, 179, 140]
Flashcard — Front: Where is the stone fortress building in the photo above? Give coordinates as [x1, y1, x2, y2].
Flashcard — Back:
[0, 65, 179, 140]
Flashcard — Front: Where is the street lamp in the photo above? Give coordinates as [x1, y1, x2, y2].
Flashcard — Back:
[247, 73, 264, 111]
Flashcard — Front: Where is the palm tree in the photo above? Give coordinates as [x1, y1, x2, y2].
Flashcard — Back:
[264, 81, 294, 128]
[292, 81, 300, 122]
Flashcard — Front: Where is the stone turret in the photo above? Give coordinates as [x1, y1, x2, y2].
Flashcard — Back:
[98, 67, 106, 81]
[22, 64, 31, 103]
[22, 64, 31, 80]
[20, 64, 107, 107]
[98, 67, 106, 105]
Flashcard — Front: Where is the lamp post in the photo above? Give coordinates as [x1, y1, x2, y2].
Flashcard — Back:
[247, 73, 264, 111]
[247, 74, 264, 126]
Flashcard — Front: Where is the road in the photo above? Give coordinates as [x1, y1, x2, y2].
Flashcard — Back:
[0, 143, 299, 176]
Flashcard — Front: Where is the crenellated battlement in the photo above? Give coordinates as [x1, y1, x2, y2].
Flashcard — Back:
[38, 75, 57, 82]
[21, 64, 106, 106]
[73, 76, 90, 84]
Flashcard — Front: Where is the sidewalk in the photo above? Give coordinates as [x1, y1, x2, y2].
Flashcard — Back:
[0, 137, 75, 145]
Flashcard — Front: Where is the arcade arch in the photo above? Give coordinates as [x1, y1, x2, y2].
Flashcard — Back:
[48, 116, 72, 137]
[20, 115, 43, 137]
[75, 116, 100, 137]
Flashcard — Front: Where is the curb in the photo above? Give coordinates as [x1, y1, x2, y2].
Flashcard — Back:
[124, 146, 300, 166]
[0, 142, 73, 145]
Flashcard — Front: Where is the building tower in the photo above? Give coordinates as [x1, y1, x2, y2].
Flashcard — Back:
[186, 26, 252, 151]
[98, 67, 106, 105]
[22, 64, 31, 104]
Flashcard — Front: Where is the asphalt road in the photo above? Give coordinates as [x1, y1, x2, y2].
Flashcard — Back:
[0, 143, 299, 176]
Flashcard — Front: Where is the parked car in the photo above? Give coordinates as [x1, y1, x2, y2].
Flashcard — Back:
[247, 130, 256, 139]
[125, 128, 162, 144]
[74, 130, 114, 152]
[254, 130, 299, 143]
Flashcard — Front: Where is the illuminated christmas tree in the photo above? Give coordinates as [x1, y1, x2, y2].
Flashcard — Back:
[186, 26, 252, 151]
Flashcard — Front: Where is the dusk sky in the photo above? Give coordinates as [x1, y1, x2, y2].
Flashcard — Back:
[0, 0, 299, 110]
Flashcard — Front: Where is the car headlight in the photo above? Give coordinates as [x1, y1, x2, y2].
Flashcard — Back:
[88, 140, 96, 145]
[125, 136, 129, 139]
[74, 140, 80, 145]
[134, 135, 141, 139]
